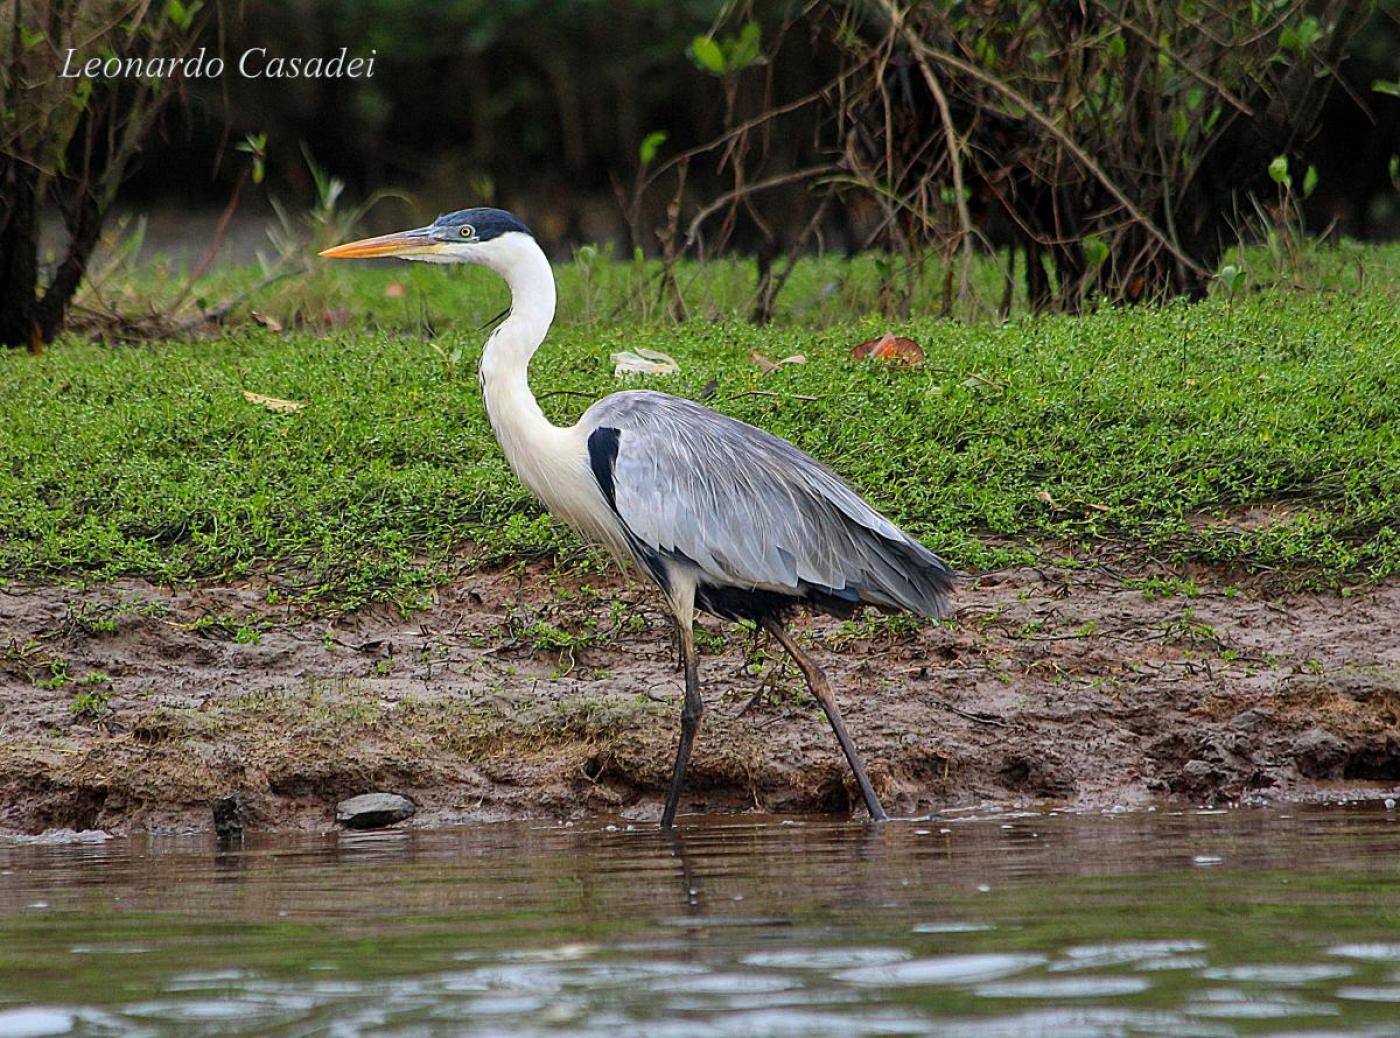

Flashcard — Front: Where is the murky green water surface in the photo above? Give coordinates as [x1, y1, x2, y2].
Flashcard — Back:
[3, 808, 1400, 1036]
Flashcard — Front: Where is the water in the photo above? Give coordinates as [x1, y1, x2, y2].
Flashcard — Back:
[3, 808, 1400, 1037]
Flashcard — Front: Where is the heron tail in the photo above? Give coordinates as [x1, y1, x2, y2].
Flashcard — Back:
[857, 531, 957, 620]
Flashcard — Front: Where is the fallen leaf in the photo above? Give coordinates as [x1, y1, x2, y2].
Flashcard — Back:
[384, 281, 406, 299]
[850, 332, 923, 366]
[611, 348, 679, 377]
[242, 390, 306, 414]
[751, 351, 807, 374]
[249, 311, 284, 332]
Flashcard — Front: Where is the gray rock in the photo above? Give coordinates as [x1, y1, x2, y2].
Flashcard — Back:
[335, 792, 416, 830]
[1182, 759, 1217, 779]
[1229, 707, 1273, 733]
[1293, 728, 1348, 779]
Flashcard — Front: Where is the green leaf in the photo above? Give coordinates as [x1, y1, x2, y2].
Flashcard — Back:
[1373, 79, 1400, 98]
[1082, 235, 1109, 269]
[727, 21, 763, 71]
[1203, 106, 1222, 134]
[1279, 16, 1322, 54]
[1297, 16, 1323, 50]
[639, 130, 668, 165]
[19, 26, 45, 50]
[165, 0, 204, 30]
[69, 78, 93, 112]
[1302, 164, 1318, 199]
[1172, 109, 1189, 142]
[689, 35, 725, 75]
[1216, 263, 1244, 294]
[1267, 155, 1291, 188]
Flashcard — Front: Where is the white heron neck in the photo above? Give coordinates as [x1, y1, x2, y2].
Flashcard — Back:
[478, 233, 560, 449]
[475, 232, 581, 506]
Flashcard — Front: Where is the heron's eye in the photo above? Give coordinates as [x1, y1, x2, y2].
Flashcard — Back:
[459, 224, 476, 239]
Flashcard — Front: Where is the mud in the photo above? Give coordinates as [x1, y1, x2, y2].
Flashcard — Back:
[2, 562, 1398, 835]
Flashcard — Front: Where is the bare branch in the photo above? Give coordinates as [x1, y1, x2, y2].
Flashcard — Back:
[875, 0, 976, 310]
[883, 11, 1210, 279]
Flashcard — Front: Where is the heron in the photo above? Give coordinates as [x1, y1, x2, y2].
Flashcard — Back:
[321, 208, 955, 825]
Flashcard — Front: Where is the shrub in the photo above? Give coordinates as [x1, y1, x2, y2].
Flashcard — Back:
[0, 0, 212, 349]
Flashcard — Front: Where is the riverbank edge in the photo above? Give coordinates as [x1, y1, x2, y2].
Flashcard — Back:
[3, 563, 1398, 835]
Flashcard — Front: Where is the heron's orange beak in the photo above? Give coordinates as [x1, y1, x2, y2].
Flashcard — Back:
[319, 227, 440, 260]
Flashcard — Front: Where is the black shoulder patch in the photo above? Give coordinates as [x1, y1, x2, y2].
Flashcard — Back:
[587, 426, 622, 512]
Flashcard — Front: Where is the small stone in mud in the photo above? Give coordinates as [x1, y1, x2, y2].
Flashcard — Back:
[1293, 728, 1348, 780]
[336, 793, 416, 830]
[1175, 758, 1224, 799]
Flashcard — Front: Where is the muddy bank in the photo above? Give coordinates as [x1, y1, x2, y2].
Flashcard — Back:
[2, 563, 1399, 835]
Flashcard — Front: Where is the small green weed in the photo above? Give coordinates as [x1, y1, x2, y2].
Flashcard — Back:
[34, 659, 69, 690]
[1125, 577, 1200, 599]
[70, 685, 111, 720]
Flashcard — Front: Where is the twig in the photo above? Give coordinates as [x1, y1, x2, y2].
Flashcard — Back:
[685, 166, 840, 248]
[536, 389, 599, 401]
[1090, 0, 1253, 116]
[933, 696, 1008, 727]
[168, 166, 248, 312]
[881, 8, 1209, 279]
[657, 160, 689, 321]
[729, 390, 821, 402]
[751, 194, 831, 324]
[175, 267, 299, 331]
[877, 2, 975, 310]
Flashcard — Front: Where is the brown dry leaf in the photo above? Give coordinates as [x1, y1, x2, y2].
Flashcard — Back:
[850, 332, 924, 366]
[242, 390, 306, 414]
[1036, 490, 1058, 507]
[249, 311, 284, 332]
[384, 281, 407, 299]
[751, 351, 807, 374]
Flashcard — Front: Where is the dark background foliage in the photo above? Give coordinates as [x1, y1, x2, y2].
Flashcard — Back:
[124, 0, 1399, 251]
[5, 0, 1396, 348]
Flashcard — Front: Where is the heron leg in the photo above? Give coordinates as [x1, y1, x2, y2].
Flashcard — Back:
[763, 619, 888, 822]
[661, 622, 703, 828]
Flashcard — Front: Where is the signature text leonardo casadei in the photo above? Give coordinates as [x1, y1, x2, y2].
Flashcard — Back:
[59, 47, 376, 80]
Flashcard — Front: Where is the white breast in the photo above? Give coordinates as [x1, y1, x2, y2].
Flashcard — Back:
[492, 407, 630, 560]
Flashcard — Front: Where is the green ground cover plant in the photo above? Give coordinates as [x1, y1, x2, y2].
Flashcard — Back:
[2, 247, 1397, 608]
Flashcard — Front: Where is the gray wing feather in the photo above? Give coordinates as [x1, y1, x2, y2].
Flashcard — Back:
[582, 390, 954, 617]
